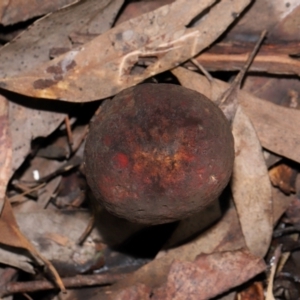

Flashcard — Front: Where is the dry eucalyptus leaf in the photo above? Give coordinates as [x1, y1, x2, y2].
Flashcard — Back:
[0, 247, 34, 274]
[115, 0, 174, 25]
[69, 0, 124, 39]
[0, 198, 65, 291]
[9, 102, 65, 173]
[238, 2, 300, 110]
[231, 106, 273, 258]
[236, 0, 300, 31]
[192, 1, 300, 77]
[220, 0, 300, 153]
[102, 186, 288, 299]
[113, 283, 151, 300]
[152, 249, 266, 300]
[186, 0, 300, 117]
[0, 0, 123, 173]
[13, 207, 100, 276]
[0, 202, 105, 276]
[15, 202, 145, 251]
[0, 96, 11, 213]
[0, 0, 252, 101]
[0, 0, 75, 26]
[172, 67, 300, 164]
[0, 0, 124, 78]
[0, 202, 99, 275]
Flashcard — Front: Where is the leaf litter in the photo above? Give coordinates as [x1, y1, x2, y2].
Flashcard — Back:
[0, 0, 299, 299]
[0, 0, 251, 101]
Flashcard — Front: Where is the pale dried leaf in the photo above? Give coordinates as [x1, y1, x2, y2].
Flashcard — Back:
[231, 106, 273, 258]
[172, 67, 300, 164]
[9, 103, 65, 173]
[115, 0, 174, 25]
[226, 0, 300, 37]
[14, 203, 145, 259]
[0, 249, 35, 274]
[0, 198, 65, 290]
[239, 2, 300, 140]
[0, 0, 75, 26]
[192, 1, 300, 77]
[0, 0, 123, 173]
[0, 0, 123, 78]
[0, 202, 102, 273]
[0, 96, 11, 213]
[113, 283, 151, 300]
[0, 0, 252, 101]
[153, 249, 266, 300]
[103, 185, 287, 299]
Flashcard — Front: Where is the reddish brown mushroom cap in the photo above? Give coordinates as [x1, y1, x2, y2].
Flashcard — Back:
[85, 83, 234, 224]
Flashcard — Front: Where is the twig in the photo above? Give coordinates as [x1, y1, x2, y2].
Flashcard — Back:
[77, 215, 95, 245]
[218, 30, 267, 121]
[65, 116, 73, 146]
[0, 273, 123, 297]
[191, 58, 213, 82]
[192, 40, 300, 76]
[8, 183, 46, 203]
[23, 293, 34, 300]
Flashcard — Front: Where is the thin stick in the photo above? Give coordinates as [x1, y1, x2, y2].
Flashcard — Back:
[217, 30, 267, 121]
[77, 215, 95, 245]
[65, 116, 73, 146]
[8, 183, 46, 203]
[219, 30, 267, 105]
[0, 273, 123, 297]
[191, 58, 213, 82]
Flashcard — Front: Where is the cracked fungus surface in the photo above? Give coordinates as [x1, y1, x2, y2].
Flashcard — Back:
[85, 83, 234, 224]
